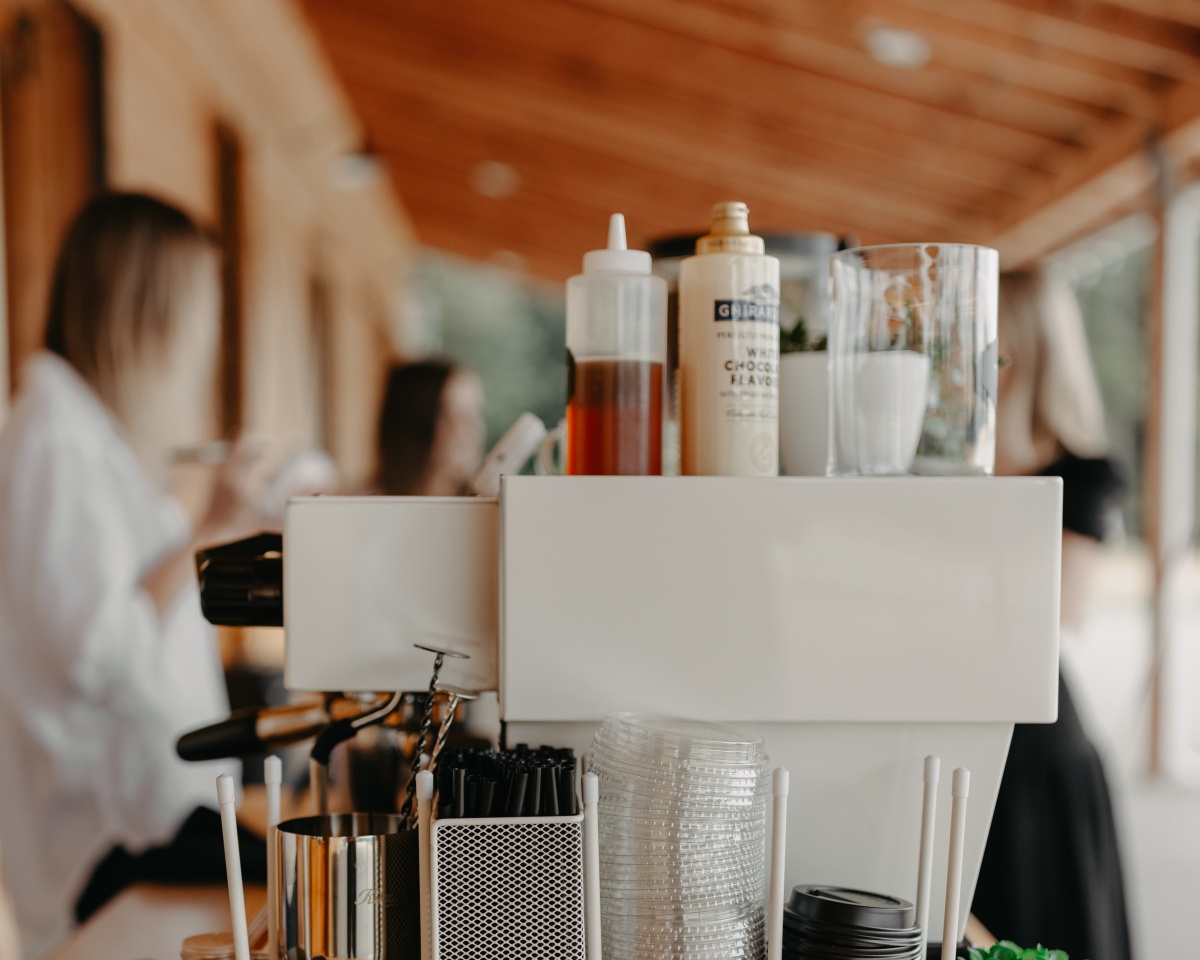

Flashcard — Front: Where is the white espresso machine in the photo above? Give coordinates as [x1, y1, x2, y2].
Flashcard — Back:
[282, 475, 1061, 943]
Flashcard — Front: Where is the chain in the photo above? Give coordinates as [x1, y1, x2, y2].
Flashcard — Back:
[399, 651, 444, 825]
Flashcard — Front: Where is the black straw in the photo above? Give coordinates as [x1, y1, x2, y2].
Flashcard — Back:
[464, 775, 479, 818]
[542, 763, 559, 816]
[526, 765, 542, 816]
[454, 768, 467, 818]
[560, 762, 576, 814]
[480, 777, 497, 817]
[506, 769, 528, 816]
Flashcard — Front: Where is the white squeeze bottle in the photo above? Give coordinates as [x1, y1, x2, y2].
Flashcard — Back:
[678, 202, 781, 476]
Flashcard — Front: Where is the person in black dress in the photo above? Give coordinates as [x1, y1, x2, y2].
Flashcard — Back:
[971, 269, 1133, 960]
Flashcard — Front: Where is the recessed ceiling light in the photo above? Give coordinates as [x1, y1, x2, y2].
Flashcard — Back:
[862, 23, 931, 70]
[471, 160, 521, 199]
[330, 151, 384, 191]
[331, 151, 381, 192]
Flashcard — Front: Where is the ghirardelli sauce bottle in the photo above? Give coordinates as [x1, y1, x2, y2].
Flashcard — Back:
[678, 202, 781, 476]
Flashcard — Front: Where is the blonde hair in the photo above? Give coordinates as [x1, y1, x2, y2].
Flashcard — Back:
[996, 269, 1109, 474]
[44, 193, 217, 421]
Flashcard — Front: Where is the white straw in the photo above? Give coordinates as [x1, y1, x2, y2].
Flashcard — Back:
[916, 755, 940, 960]
[941, 768, 970, 960]
[768, 768, 790, 960]
[583, 772, 602, 960]
[265, 756, 282, 960]
[216, 774, 252, 960]
[417, 770, 435, 960]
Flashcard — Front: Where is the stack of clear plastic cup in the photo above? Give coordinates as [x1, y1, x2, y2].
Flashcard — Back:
[590, 714, 769, 960]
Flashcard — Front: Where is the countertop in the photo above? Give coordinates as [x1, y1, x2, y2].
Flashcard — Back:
[49, 884, 266, 960]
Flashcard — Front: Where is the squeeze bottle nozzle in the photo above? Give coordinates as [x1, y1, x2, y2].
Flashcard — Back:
[583, 213, 652, 274]
[608, 213, 627, 250]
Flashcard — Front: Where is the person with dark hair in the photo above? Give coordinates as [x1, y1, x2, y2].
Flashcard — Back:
[971, 269, 1132, 960]
[0, 193, 267, 956]
[341, 361, 488, 811]
[376, 360, 486, 496]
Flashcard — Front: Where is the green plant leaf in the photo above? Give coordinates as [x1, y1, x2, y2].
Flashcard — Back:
[967, 943, 1068, 960]
[780, 316, 808, 354]
[779, 313, 825, 353]
[962, 941, 1067, 960]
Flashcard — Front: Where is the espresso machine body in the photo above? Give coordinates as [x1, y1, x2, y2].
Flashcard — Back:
[283, 475, 1062, 940]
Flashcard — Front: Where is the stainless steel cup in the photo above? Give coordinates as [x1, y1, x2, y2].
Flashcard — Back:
[275, 813, 418, 960]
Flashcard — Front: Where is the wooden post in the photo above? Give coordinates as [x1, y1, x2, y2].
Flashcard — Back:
[1146, 145, 1200, 778]
[0, 39, 8, 426]
[0, 2, 105, 395]
[1145, 178, 1166, 777]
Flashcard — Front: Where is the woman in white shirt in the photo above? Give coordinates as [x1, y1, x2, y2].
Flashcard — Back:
[0, 193, 264, 957]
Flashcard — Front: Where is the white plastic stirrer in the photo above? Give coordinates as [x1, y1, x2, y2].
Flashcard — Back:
[417, 770, 435, 960]
[916, 755, 940, 960]
[583, 772, 602, 960]
[264, 756, 282, 960]
[768, 767, 790, 960]
[216, 773, 252, 960]
[941, 767, 970, 960]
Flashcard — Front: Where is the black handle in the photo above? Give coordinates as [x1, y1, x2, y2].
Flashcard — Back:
[309, 717, 359, 767]
[177, 708, 263, 761]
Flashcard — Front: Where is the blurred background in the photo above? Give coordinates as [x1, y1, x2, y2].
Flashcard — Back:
[0, 0, 1199, 955]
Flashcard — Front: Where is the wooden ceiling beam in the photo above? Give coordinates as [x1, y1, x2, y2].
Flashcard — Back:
[376, 98, 962, 244]
[389, 155, 904, 281]
[481, 9, 1055, 181]
[982, 114, 1150, 265]
[556, 0, 1119, 136]
[362, 69, 974, 242]
[760, 104, 1047, 195]
[300, 0, 1200, 279]
[985, 66, 1200, 265]
[1097, 0, 1200, 28]
[333, 42, 985, 238]
[703, 0, 1164, 117]
[894, 0, 1200, 77]
[306, 7, 1025, 212]
[316, 0, 1070, 161]
[818, 0, 1169, 107]
[376, 78, 1017, 219]
[313, 0, 1114, 235]
[387, 145, 962, 268]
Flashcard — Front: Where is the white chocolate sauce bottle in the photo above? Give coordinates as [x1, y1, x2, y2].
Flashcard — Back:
[678, 202, 780, 476]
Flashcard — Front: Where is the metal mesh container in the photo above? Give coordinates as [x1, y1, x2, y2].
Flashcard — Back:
[430, 813, 586, 960]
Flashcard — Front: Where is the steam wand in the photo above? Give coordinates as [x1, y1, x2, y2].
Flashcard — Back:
[308, 690, 405, 816]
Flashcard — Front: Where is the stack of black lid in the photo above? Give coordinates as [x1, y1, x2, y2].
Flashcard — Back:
[783, 886, 922, 960]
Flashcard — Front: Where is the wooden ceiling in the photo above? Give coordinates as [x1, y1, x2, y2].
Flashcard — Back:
[299, 0, 1200, 281]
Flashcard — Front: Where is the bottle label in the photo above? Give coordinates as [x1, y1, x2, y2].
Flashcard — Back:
[715, 283, 778, 473]
[713, 299, 780, 324]
[680, 265, 780, 477]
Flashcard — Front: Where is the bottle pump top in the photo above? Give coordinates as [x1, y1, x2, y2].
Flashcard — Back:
[696, 201, 765, 256]
[582, 213, 652, 275]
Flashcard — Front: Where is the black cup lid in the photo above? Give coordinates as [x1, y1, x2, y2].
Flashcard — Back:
[784, 914, 921, 943]
[788, 885, 914, 929]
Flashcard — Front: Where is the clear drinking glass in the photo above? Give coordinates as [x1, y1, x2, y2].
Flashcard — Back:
[828, 243, 999, 476]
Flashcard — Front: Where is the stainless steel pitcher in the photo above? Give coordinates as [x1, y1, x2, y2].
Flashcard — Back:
[275, 813, 418, 960]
